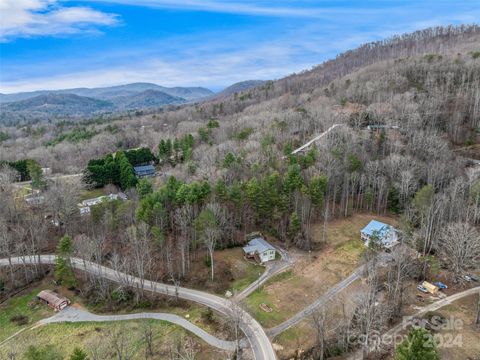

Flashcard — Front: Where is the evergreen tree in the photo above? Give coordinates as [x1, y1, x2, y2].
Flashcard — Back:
[309, 175, 328, 207]
[136, 178, 153, 199]
[55, 235, 76, 288]
[116, 151, 137, 190]
[70, 347, 89, 360]
[27, 160, 46, 190]
[288, 212, 301, 241]
[395, 328, 439, 360]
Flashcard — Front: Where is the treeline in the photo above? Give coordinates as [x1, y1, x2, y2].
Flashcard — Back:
[0, 159, 41, 182]
[158, 133, 194, 165]
[84, 147, 155, 189]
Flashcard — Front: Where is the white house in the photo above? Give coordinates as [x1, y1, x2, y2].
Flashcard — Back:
[243, 237, 276, 263]
[78, 193, 127, 216]
[360, 220, 398, 249]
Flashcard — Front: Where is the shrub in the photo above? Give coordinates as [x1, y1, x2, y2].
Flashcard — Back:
[10, 314, 29, 325]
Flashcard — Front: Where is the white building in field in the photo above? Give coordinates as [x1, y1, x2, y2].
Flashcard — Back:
[243, 237, 276, 263]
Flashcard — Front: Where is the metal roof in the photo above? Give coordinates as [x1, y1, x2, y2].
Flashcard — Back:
[243, 237, 275, 254]
[361, 220, 393, 237]
[134, 165, 155, 173]
[37, 290, 69, 308]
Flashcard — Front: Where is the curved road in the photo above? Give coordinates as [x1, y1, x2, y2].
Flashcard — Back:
[0, 255, 277, 360]
[40, 307, 236, 352]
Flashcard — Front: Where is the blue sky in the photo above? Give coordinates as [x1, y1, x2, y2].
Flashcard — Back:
[0, 1, 479, 93]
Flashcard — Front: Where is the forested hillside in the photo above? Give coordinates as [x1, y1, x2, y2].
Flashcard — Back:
[0, 26, 479, 359]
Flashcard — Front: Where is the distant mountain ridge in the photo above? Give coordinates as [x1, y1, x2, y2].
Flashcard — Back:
[0, 81, 270, 124]
[0, 83, 215, 123]
[0, 82, 214, 103]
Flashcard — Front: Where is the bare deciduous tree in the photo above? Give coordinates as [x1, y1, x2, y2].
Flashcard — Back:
[438, 222, 480, 281]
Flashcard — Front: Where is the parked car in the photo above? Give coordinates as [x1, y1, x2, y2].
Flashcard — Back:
[434, 281, 448, 290]
[468, 274, 479, 282]
[463, 275, 472, 282]
[417, 284, 429, 293]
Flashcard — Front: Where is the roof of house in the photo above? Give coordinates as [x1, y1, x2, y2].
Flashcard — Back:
[361, 220, 394, 237]
[37, 290, 69, 307]
[134, 165, 155, 173]
[243, 237, 275, 254]
[80, 193, 125, 208]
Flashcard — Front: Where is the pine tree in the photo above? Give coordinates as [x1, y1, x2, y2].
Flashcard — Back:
[55, 235, 77, 288]
[70, 347, 89, 360]
[288, 212, 301, 241]
[395, 328, 439, 360]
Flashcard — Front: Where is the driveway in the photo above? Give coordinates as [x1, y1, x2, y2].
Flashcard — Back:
[346, 286, 480, 359]
[267, 266, 363, 338]
[236, 246, 294, 301]
[40, 307, 236, 352]
[0, 255, 277, 360]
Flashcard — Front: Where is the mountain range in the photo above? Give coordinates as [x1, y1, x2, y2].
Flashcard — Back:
[0, 81, 264, 123]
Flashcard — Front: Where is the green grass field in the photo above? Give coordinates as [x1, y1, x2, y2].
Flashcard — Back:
[79, 188, 105, 201]
[0, 287, 53, 342]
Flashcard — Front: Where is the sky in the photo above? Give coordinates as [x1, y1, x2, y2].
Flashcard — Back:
[0, 1, 479, 93]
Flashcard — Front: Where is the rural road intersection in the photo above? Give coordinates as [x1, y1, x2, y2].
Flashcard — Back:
[0, 255, 277, 360]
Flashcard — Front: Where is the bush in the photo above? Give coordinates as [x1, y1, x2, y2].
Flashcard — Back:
[10, 314, 29, 325]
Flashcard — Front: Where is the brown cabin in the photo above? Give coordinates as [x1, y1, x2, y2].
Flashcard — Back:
[37, 290, 70, 311]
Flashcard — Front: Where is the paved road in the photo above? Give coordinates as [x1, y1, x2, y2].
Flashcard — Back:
[267, 266, 364, 338]
[236, 246, 294, 301]
[0, 255, 277, 360]
[346, 286, 480, 360]
[40, 307, 236, 352]
[290, 124, 344, 155]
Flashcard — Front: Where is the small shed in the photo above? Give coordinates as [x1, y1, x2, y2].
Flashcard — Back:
[422, 281, 439, 295]
[134, 165, 155, 178]
[37, 290, 70, 311]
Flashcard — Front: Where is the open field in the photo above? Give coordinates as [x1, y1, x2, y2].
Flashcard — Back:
[245, 214, 397, 328]
[433, 294, 480, 360]
[0, 319, 228, 360]
[79, 187, 107, 201]
[0, 286, 53, 342]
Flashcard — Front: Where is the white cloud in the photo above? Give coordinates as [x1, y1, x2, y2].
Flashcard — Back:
[0, 0, 118, 41]
[82, 0, 357, 18]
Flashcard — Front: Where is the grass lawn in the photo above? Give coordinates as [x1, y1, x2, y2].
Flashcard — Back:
[0, 287, 53, 342]
[245, 270, 296, 327]
[79, 188, 105, 201]
[211, 247, 265, 294]
[0, 320, 226, 360]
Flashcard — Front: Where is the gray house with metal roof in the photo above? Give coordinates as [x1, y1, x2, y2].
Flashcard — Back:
[243, 237, 276, 263]
[134, 165, 155, 178]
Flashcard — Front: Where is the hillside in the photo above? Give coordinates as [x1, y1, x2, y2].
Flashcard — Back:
[0, 93, 113, 121]
[1, 24, 480, 360]
[111, 89, 185, 109]
[215, 80, 267, 98]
